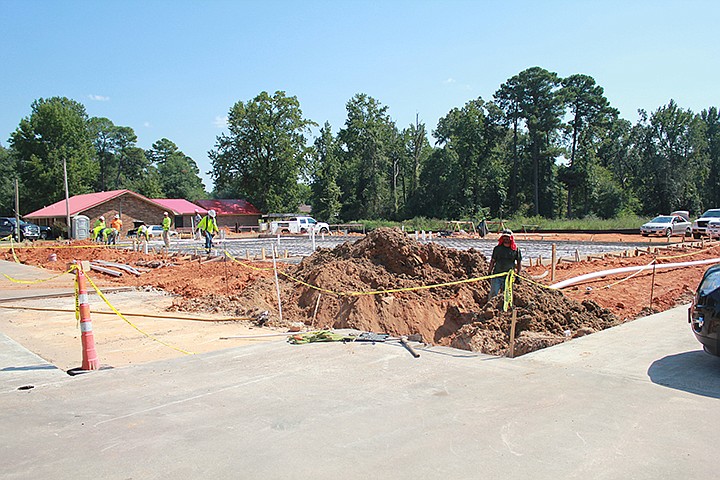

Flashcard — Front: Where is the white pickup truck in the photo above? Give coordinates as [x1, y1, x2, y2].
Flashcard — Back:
[270, 216, 330, 235]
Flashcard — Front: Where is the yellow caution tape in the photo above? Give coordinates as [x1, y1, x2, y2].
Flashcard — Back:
[225, 248, 504, 296]
[0, 242, 126, 250]
[9, 236, 20, 263]
[2, 265, 77, 284]
[657, 245, 718, 260]
[82, 271, 195, 355]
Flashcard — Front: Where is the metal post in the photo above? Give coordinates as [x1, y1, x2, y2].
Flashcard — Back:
[508, 308, 517, 358]
[14, 179, 20, 241]
[64, 158, 71, 239]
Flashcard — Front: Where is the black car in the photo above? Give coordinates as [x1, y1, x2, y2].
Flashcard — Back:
[689, 264, 720, 355]
[0, 217, 41, 241]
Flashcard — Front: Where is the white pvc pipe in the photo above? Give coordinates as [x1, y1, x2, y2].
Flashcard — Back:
[549, 257, 720, 289]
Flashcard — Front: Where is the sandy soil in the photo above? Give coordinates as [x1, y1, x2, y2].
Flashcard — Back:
[0, 289, 288, 372]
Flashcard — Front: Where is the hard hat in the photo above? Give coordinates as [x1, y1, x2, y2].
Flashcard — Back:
[114, 214, 120, 219]
[163, 211, 168, 216]
[208, 209, 216, 218]
[500, 229, 513, 237]
[194, 209, 199, 213]
[100, 216, 105, 220]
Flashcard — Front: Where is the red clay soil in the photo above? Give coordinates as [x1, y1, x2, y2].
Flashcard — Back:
[4, 230, 717, 356]
[197, 228, 621, 356]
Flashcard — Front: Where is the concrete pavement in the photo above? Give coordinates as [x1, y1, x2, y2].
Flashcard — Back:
[1, 300, 719, 479]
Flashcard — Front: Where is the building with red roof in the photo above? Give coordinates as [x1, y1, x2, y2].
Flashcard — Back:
[151, 199, 208, 231]
[193, 199, 263, 231]
[25, 190, 207, 238]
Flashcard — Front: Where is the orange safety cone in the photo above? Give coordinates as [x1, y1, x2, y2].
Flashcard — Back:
[76, 263, 99, 370]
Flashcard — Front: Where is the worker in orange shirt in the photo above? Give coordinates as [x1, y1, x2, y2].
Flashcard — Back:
[109, 214, 123, 244]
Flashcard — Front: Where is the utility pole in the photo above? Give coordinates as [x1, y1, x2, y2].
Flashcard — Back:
[14, 179, 20, 241]
[64, 158, 71, 239]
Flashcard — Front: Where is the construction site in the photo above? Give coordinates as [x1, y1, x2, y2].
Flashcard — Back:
[0, 228, 717, 367]
[2, 228, 720, 479]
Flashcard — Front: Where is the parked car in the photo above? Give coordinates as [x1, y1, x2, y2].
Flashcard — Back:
[38, 225, 53, 240]
[692, 208, 720, 238]
[640, 214, 691, 237]
[689, 264, 720, 356]
[147, 225, 178, 238]
[707, 219, 720, 239]
[270, 216, 330, 235]
[0, 217, 41, 241]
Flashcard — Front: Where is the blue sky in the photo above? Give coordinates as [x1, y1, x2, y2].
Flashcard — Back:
[2, 0, 718, 192]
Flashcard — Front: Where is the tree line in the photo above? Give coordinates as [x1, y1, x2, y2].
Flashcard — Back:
[0, 97, 206, 215]
[2, 66, 720, 222]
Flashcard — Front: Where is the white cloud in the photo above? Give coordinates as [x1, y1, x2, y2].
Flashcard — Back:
[443, 78, 456, 84]
[143, 122, 151, 128]
[213, 115, 228, 128]
[87, 94, 110, 101]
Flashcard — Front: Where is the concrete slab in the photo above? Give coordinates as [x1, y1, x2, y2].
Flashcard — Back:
[0, 333, 67, 392]
[0, 304, 718, 479]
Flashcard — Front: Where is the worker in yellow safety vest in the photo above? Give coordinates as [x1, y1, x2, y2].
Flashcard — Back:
[136, 222, 149, 242]
[92, 216, 106, 242]
[161, 212, 172, 249]
[197, 210, 219, 254]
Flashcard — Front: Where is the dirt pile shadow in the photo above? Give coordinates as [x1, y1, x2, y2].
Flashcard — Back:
[208, 227, 619, 356]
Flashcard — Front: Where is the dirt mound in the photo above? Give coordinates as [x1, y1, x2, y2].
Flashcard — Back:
[207, 228, 619, 356]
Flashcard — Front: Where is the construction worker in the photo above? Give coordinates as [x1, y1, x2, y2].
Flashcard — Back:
[161, 211, 172, 249]
[92, 216, 106, 242]
[136, 221, 149, 242]
[101, 226, 116, 245]
[193, 209, 203, 241]
[487, 229, 522, 299]
[197, 209, 219, 254]
[109, 214, 122, 244]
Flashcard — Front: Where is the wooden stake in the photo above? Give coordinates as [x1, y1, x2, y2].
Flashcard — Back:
[649, 259, 657, 310]
[551, 243, 556, 282]
[312, 294, 322, 322]
[272, 246, 283, 323]
[508, 308, 517, 358]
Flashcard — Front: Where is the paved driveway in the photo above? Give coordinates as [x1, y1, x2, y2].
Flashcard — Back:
[1, 304, 718, 479]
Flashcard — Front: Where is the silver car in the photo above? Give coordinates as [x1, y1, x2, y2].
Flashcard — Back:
[640, 215, 691, 237]
[706, 219, 720, 239]
[692, 209, 720, 238]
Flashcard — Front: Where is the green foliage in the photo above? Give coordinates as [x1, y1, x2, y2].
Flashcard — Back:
[505, 214, 648, 231]
[148, 138, 206, 200]
[0, 145, 17, 215]
[310, 122, 342, 222]
[337, 94, 398, 220]
[428, 97, 506, 219]
[633, 100, 708, 215]
[210, 91, 315, 212]
[10, 97, 98, 213]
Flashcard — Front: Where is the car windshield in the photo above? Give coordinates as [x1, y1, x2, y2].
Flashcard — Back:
[701, 210, 720, 218]
[699, 270, 720, 297]
[650, 216, 672, 224]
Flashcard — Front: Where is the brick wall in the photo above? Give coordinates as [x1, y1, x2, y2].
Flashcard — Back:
[82, 195, 169, 236]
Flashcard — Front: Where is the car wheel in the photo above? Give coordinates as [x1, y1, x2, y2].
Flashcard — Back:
[40, 231, 48, 240]
[319, 227, 329, 234]
[641, 233, 648, 237]
[665, 228, 672, 237]
[685, 228, 691, 237]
